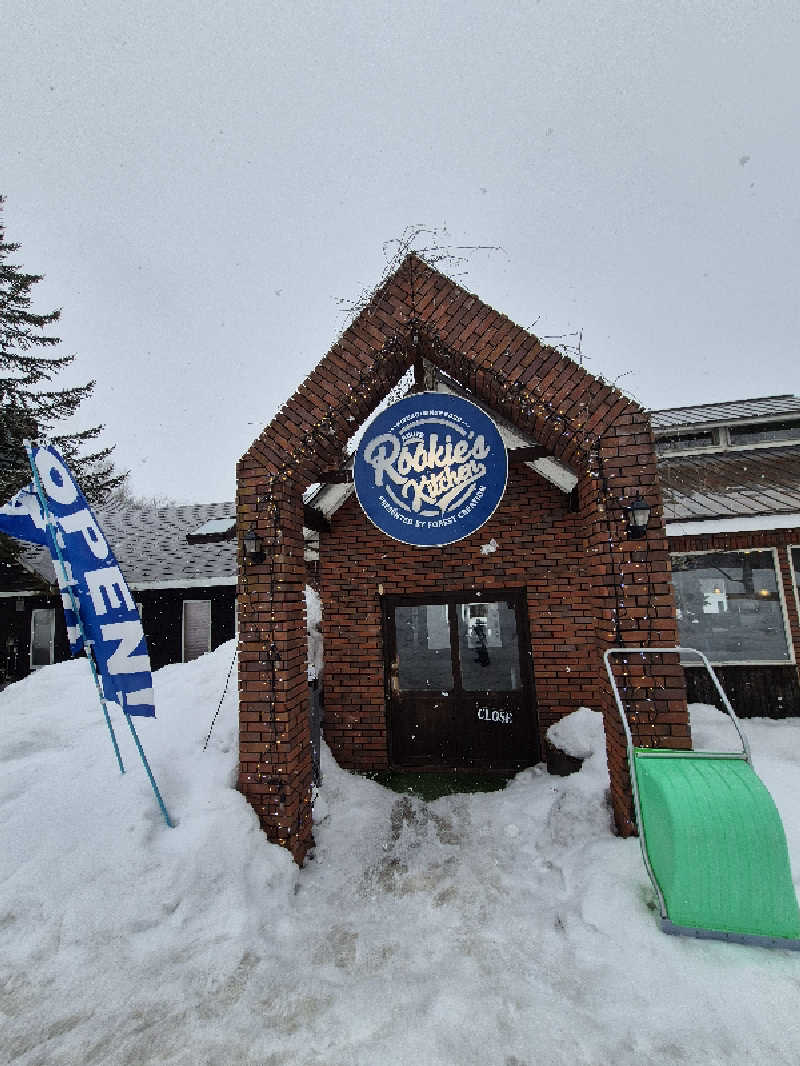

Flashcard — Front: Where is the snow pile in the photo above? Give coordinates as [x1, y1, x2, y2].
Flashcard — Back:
[2, 653, 800, 1065]
[547, 705, 605, 761]
[305, 584, 323, 681]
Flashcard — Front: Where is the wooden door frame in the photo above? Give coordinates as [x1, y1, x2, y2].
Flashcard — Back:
[381, 587, 539, 769]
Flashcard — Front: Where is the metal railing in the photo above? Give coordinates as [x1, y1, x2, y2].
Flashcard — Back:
[602, 645, 753, 919]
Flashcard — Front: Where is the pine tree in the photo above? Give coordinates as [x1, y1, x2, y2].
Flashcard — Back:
[0, 195, 125, 505]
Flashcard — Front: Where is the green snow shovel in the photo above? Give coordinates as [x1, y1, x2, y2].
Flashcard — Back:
[604, 647, 800, 950]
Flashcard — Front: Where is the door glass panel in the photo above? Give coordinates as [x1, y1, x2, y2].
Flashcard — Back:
[458, 601, 521, 691]
[395, 605, 454, 691]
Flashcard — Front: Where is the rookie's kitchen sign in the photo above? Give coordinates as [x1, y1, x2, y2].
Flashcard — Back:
[353, 392, 507, 546]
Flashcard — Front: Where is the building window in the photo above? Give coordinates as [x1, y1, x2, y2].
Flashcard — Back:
[655, 430, 716, 454]
[182, 599, 211, 662]
[729, 419, 800, 447]
[791, 548, 800, 621]
[30, 608, 55, 669]
[671, 550, 790, 664]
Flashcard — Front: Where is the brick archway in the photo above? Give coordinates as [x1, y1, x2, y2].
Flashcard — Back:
[237, 255, 687, 862]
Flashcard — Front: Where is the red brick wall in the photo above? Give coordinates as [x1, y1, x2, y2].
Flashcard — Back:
[237, 254, 688, 860]
[320, 464, 602, 769]
[320, 421, 687, 839]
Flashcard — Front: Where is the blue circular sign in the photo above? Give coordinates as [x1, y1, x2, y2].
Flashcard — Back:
[353, 391, 508, 546]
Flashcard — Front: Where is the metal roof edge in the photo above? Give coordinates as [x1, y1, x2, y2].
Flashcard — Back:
[666, 513, 800, 537]
[651, 394, 793, 417]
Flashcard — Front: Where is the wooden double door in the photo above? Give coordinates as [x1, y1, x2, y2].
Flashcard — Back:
[383, 590, 539, 771]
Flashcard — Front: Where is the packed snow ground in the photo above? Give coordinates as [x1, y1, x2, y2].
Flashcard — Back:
[3, 645, 800, 1066]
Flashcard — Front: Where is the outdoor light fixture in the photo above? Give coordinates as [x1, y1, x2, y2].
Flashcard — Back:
[243, 526, 265, 563]
[626, 494, 651, 539]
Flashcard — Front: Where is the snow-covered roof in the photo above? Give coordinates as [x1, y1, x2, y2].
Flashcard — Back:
[187, 516, 236, 541]
[17, 501, 237, 592]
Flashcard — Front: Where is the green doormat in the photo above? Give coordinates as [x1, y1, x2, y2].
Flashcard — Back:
[363, 771, 512, 802]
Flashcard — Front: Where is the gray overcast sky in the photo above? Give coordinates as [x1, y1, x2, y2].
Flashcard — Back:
[2, 1, 799, 503]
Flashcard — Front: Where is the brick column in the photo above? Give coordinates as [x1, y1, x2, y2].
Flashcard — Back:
[237, 469, 314, 863]
[582, 417, 689, 835]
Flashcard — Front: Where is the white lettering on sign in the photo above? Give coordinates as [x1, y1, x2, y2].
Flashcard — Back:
[60, 507, 109, 560]
[85, 566, 136, 615]
[363, 429, 491, 517]
[354, 393, 508, 547]
[101, 620, 150, 675]
[35, 449, 78, 505]
[30, 444, 155, 713]
[477, 707, 513, 725]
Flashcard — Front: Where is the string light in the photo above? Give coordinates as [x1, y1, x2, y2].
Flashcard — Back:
[240, 258, 675, 843]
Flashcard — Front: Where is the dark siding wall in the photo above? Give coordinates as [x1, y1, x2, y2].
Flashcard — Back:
[685, 664, 800, 719]
[210, 588, 237, 652]
[0, 593, 69, 683]
[1, 585, 236, 680]
[138, 586, 236, 669]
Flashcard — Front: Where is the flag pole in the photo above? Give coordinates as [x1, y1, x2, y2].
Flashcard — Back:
[24, 441, 125, 775]
[121, 694, 174, 828]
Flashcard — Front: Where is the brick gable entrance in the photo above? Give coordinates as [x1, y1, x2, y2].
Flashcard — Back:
[237, 255, 687, 862]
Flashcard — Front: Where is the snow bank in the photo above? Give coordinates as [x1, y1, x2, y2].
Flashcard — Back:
[305, 583, 323, 681]
[2, 654, 800, 1065]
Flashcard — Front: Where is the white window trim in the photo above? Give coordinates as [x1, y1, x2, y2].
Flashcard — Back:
[666, 514, 800, 536]
[718, 438, 800, 454]
[788, 545, 800, 648]
[182, 599, 212, 663]
[129, 577, 235, 591]
[29, 608, 55, 670]
[670, 546, 795, 667]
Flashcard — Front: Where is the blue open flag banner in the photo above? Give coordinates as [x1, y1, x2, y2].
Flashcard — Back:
[0, 480, 86, 655]
[0, 483, 51, 545]
[0, 445, 155, 717]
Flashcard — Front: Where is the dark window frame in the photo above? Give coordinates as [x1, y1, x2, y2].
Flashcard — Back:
[670, 548, 793, 666]
[729, 419, 800, 447]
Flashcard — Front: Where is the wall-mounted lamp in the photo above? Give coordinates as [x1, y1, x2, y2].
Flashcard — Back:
[626, 494, 651, 539]
[243, 526, 265, 563]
